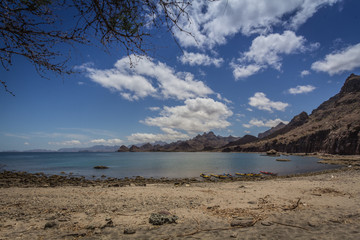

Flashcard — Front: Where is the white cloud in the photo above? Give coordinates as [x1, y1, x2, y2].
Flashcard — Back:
[148, 107, 160, 111]
[231, 63, 263, 80]
[246, 108, 253, 112]
[231, 31, 309, 79]
[311, 43, 360, 75]
[288, 85, 316, 94]
[90, 138, 123, 145]
[142, 98, 233, 134]
[301, 70, 310, 77]
[179, 51, 224, 67]
[48, 140, 81, 146]
[173, 0, 338, 49]
[243, 118, 289, 128]
[82, 55, 214, 101]
[24, 142, 29, 145]
[288, 0, 340, 29]
[249, 92, 289, 112]
[127, 129, 189, 144]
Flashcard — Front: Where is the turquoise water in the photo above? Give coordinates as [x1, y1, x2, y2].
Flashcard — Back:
[0, 152, 339, 178]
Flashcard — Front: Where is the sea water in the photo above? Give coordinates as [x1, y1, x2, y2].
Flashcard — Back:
[0, 152, 339, 179]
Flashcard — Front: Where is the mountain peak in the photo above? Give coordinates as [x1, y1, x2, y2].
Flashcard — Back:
[340, 73, 360, 94]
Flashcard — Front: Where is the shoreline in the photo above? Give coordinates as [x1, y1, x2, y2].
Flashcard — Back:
[0, 165, 355, 188]
[1, 167, 359, 239]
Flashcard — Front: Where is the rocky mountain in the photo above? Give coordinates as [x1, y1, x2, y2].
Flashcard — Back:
[223, 135, 258, 148]
[224, 74, 360, 155]
[119, 131, 239, 152]
[258, 122, 286, 139]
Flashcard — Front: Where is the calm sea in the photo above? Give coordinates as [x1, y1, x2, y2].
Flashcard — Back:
[0, 152, 339, 179]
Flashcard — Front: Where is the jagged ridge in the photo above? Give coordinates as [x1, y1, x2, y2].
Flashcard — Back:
[226, 74, 360, 155]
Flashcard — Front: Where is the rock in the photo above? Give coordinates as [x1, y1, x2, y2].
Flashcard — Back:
[230, 232, 238, 238]
[101, 218, 114, 229]
[93, 166, 108, 169]
[44, 221, 57, 229]
[149, 211, 178, 225]
[124, 228, 136, 234]
[266, 149, 279, 156]
[247, 201, 257, 205]
[230, 218, 254, 227]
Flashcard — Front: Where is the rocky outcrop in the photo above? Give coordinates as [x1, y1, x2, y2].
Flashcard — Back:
[228, 74, 360, 155]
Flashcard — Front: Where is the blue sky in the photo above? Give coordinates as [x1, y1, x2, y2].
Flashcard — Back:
[1, 0, 360, 151]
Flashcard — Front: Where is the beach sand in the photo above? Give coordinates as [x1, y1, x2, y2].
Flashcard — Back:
[1, 168, 359, 239]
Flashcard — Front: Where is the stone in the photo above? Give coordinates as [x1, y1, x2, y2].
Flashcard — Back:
[44, 221, 57, 229]
[124, 228, 136, 234]
[230, 218, 254, 227]
[149, 211, 178, 225]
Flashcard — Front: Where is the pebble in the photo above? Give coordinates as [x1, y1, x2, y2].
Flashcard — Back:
[124, 228, 136, 234]
[44, 221, 57, 229]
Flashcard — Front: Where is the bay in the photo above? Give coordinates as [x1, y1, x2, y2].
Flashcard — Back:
[0, 152, 339, 179]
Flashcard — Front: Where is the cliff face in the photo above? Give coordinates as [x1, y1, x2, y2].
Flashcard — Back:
[228, 74, 360, 155]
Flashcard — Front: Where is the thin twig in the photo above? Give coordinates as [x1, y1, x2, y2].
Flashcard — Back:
[271, 221, 310, 231]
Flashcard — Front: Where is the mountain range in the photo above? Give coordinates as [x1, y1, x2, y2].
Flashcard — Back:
[118, 73, 360, 155]
[221, 73, 360, 155]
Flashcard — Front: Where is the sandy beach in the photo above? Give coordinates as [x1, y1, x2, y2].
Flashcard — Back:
[1, 167, 360, 240]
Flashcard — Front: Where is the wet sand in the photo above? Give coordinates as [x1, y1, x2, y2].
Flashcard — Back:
[1, 167, 360, 239]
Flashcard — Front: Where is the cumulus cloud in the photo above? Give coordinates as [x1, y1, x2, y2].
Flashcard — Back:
[90, 138, 123, 145]
[288, 85, 316, 94]
[82, 55, 214, 101]
[311, 43, 360, 75]
[249, 92, 289, 112]
[179, 51, 224, 67]
[173, 0, 338, 49]
[301, 70, 310, 77]
[231, 63, 263, 80]
[142, 98, 233, 134]
[48, 140, 81, 146]
[243, 118, 289, 128]
[232, 31, 309, 79]
[127, 128, 189, 144]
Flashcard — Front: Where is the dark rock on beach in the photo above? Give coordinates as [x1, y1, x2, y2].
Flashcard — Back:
[149, 211, 178, 225]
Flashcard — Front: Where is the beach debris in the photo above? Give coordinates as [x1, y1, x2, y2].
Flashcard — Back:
[124, 228, 136, 234]
[261, 221, 273, 226]
[149, 211, 178, 225]
[44, 221, 57, 229]
[230, 217, 255, 227]
[93, 166, 109, 169]
[276, 158, 291, 162]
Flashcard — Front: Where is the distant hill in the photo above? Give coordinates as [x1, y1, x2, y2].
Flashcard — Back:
[119, 131, 239, 152]
[57, 145, 121, 152]
[223, 74, 360, 155]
